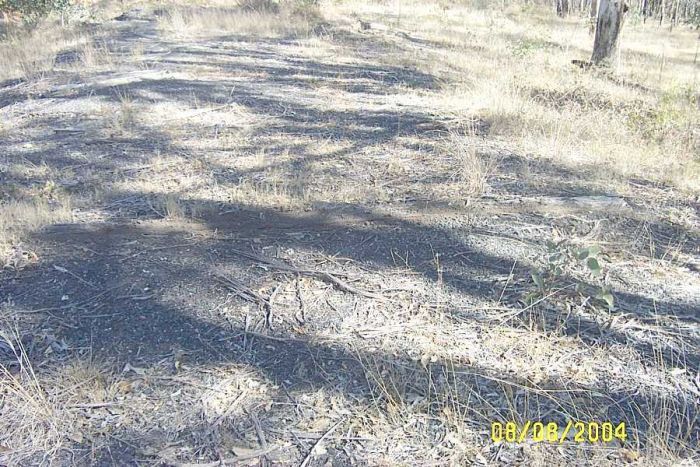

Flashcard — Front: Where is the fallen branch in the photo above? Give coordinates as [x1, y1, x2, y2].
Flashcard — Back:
[226, 249, 387, 301]
[213, 275, 270, 307]
[213, 275, 273, 328]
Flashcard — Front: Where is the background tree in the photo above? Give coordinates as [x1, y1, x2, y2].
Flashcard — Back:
[589, 0, 598, 33]
[0, 0, 72, 26]
[556, 0, 570, 17]
[591, 0, 627, 65]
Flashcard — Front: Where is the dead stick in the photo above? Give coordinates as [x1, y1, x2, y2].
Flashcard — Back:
[67, 402, 118, 409]
[15, 285, 122, 314]
[53, 264, 96, 288]
[226, 250, 387, 301]
[299, 418, 344, 467]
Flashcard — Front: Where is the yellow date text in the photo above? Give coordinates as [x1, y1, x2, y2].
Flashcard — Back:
[491, 421, 627, 444]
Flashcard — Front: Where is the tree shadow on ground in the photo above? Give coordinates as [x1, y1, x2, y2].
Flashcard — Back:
[1, 15, 697, 363]
[1, 8, 699, 464]
[2, 209, 697, 464]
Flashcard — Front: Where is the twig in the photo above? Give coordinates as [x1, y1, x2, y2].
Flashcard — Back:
[115, 294, 154, 301]
[163, 103, 233, 122]
[295, 277, 306, 324]
[299, 418, 344, 467]
[266, 283, 282, 329]
[244, 331, 305, 343]
[495, 284, 576, 323]
[250, 411, 268, 450]
[67, 402, 118, 409]
[226, 249, 387, 301]
[498, 260, 517, 304]
[214, 275, 270, 307]
[316, 272, 385, 301]
[52, 127, 84, 134]
[15, 284, 122, 314]
[126, 242, 199, 259]
[53, 264, 96, 288]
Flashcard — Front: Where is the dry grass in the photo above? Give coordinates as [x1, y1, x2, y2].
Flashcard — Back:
[330, 0, 699, 192]
[157, 0, 322, 39]
[0, 199, 72, 268]
[149, 193, 187, 218]
[0, 24, 84, 81]
[77, 38, 115, 70]
[0, 324, 103, 464]
[107, 89, 139, 134]
[446, 124, 497, 197]
[1, 0, 699, 465]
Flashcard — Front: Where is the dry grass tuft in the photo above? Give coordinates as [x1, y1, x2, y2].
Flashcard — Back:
[112, 90, 138, 133]
[145, 193, 186, 219]
[0, 324, 108, 464]
[0, 199, 72, 267]
[77, 38, 115, 70]
[0, 23, 85, 81]
[446, 123, 497, 198]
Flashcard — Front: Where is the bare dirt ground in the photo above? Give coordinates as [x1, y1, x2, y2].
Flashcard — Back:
[1, 2, 699, 466]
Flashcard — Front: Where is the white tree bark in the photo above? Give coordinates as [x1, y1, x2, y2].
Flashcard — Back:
[589, 0, 598, 34]
[591, 0, 626, 65]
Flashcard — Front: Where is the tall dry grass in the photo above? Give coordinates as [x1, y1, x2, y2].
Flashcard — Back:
[0, 199, 72, 267]
[0, 322, 119, 464]
[327, 0, 699, 192]
[157, 0, 323, 38]
[0, 25, 84, 81]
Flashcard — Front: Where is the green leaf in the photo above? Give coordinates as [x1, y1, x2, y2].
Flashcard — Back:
[586, 257, 602, 275]
[531, 271, 545, 290]
[576, 248, 590, 260]
[587, 245, 601, 258]
[597, 292, 615, 311]
[524, 291, 539, 304]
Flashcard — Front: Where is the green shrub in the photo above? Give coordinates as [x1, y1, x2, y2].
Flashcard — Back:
[528, 240, 615, 311]
[0, 0, 72, 24]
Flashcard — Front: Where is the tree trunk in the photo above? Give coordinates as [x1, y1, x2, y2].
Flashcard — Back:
[589, 0, 599, 34]
[591, 0, 625, 66]
[556, 0, 570, 17]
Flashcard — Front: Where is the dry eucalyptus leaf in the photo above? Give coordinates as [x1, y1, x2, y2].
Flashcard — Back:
[621, 449, 641, 463]
[115, 380, 133, 394]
